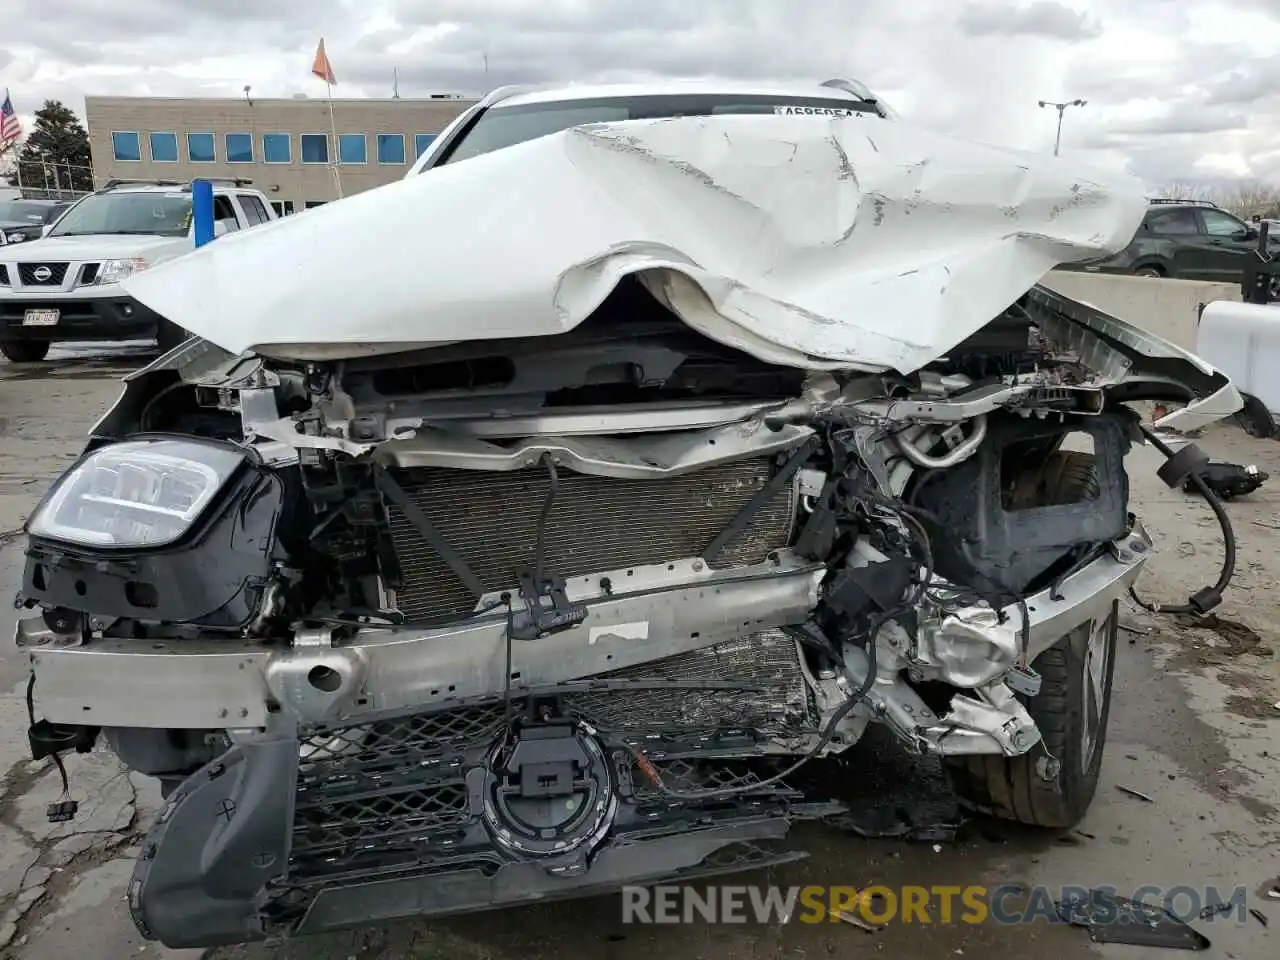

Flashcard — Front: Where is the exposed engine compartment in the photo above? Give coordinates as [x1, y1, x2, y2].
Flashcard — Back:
[15, 277, 1239, 946]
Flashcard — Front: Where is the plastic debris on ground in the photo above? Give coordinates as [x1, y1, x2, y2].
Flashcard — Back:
[1180, 462, 1268, 500]
[1057, 889, 1211, 950]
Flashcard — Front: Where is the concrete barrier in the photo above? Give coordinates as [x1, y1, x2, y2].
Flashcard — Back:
[1039, 270, 1241, 352]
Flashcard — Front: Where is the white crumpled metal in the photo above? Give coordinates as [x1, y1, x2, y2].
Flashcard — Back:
[122, 115, 1148, 373]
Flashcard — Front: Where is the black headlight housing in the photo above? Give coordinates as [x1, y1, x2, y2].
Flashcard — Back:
[20, 435, 295, 632]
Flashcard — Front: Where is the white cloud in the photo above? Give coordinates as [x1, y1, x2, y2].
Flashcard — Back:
[0, 0, 1276, 186]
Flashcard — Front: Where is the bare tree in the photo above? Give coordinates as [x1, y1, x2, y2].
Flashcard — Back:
[1156, 180, 1213, 201]
[1215, 180, 1280, 219]
[1156, 178, 1280, 219]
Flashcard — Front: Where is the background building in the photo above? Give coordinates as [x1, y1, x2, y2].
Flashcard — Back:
[84, 94, 476, 214]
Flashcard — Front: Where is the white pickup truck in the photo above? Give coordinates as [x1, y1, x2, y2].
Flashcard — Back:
[0, 178, 276, 361]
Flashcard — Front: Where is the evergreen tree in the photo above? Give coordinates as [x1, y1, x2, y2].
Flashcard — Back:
[15, 100, 93, 193]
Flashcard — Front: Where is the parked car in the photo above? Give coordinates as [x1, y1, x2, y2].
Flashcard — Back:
[0, 198, 71, 245]
[0, 177, 276, 362]
[1061, 198, 1280, 291]
[15, 80, 1241, 949]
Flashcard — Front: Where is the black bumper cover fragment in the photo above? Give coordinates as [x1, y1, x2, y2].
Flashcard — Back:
[130, 734, 298, 948]
[131, 727, 834, 949]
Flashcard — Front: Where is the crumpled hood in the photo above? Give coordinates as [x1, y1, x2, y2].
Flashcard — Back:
[122, 115, 1148, 373]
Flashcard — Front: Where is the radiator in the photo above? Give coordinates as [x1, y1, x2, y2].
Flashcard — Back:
[385, 456, 798, 621]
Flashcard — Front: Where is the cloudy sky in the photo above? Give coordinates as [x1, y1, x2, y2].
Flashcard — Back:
[2, 0, 1278, 186]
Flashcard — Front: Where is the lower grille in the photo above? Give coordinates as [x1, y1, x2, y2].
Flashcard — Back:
[292, 705, 506, 866]
[17, 262, 68, 285]
[288, 631, 815, 884]
[565, 629, 816, 734]
[386, 457, 798, 621]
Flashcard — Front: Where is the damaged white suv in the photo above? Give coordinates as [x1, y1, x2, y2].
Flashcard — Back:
[16, 80, 1241, 948]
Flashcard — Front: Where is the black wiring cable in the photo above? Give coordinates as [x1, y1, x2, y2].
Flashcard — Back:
[26, 675, 72, 802]
[897, 507, 934, 604]
[504, 454, 560, 721]
[1129, 427, 1236, 616]
[533, 454, 559, 586]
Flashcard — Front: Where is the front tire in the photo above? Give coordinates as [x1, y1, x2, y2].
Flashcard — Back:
[0, 340, 51, 362]
[1133, 265, 1165, 278]
[944, 604, 1118, 828]
[944, 450, 1118, 828]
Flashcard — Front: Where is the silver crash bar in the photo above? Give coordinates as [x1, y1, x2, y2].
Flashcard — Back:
[21, 532, 1150, 739]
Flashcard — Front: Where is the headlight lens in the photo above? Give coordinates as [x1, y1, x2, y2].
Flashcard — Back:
[96, 258, 149, 285]
[27, 439, 243, 548]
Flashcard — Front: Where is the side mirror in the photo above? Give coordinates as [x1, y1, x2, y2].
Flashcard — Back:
[213, 220, 230, 238]
[41, 224, 52, 237]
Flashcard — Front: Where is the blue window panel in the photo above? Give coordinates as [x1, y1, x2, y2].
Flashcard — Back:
[225, 132, 254, 163]
[338, 133, 367, 164]
[377, 133, 406, 165]
[414, 133, 437, 158]
[111, 132, 141, 162]
[262, 133, 291, 164]
[300, 134, 329, 164]
[187, 132, 216, 163]
[148, 132, 178, 162]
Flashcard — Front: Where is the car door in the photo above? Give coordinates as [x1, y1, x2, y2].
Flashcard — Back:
[1142, 207, 1203, 276]
[1195, 208, 1257, 281]
[230, 193, 272, 229]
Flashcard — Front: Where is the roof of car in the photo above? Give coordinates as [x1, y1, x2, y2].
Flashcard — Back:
[1147, 198, 1219, 209]
[491, 79, 879, 109]
[96, 178, 258, 195]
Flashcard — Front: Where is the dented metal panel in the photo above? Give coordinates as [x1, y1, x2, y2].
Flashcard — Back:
[122, 115, 1149, 373]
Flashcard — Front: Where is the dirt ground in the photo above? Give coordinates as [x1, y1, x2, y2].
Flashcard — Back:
[0, 345, 1277, 960]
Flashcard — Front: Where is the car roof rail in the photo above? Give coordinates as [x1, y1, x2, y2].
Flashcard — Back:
[99, 178, 185, 191]
[1149, 197, 1219, 208]
[195, 177, 255, 188]
[98, 176, 254, 194]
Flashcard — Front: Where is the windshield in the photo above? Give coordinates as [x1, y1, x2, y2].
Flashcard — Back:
[47, 192, 192, 238]
[0, 201, 55, 224]
[437, 94, 879, 166]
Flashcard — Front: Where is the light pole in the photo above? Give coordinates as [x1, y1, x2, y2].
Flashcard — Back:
[1038, 98, 1087, 156]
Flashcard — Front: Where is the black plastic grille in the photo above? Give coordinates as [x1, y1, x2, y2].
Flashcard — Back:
[294, 783, 470, 848]
[292, 706, 507, 865]
[564, 630, 815, 734]
[386, 456, 798, 621]
[0, 265, 8, 286]
[633, 757, 789, 799]
[298, 704, 506, 778]
[17, 262, 68, 285]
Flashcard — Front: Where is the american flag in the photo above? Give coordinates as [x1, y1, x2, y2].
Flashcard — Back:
[0, 90, 21, 143]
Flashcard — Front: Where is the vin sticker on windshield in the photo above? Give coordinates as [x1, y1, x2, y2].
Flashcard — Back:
[773, 106, 861, 117]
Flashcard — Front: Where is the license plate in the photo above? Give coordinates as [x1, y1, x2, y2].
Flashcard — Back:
[22, 308, 59, 326]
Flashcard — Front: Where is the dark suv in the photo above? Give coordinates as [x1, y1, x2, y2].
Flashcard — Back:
[1063, 198, 1280, 286]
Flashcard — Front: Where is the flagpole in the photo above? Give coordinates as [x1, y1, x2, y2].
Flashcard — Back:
[325, 81, 343, 199]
